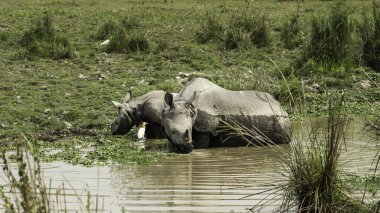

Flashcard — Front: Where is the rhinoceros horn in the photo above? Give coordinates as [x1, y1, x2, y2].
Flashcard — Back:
[111, 100, 123, 108]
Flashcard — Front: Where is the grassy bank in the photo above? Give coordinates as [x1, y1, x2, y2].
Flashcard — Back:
[0, 0, 379, 165]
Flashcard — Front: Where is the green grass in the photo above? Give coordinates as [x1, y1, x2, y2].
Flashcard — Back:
[0, 0, 379, 166]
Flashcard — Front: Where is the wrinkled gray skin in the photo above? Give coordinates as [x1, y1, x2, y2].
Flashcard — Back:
[162, 78, 291, 154]
[111, 90, 176, 138]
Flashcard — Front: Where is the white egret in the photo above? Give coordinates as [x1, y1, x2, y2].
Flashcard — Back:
[100, 39, 110, 46]
[137, 122, 147, 143]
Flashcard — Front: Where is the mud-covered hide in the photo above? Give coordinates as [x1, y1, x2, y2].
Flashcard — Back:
[193, 87, 290, 145]
[173, 78, 291, 148]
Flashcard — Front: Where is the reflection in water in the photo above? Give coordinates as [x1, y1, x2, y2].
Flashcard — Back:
[0, 119, 378, 212]
[111, 146, 289, 212]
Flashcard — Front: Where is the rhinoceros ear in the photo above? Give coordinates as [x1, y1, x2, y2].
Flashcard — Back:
[124, 90, 132, 103]
[111, 100, 123, 108]
[164, 92, 173, 107]
[186, 91, 196, 105]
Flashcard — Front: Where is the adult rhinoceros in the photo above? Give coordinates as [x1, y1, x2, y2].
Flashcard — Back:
[111, 90, 176, 138]
[162, 78, 291, 153]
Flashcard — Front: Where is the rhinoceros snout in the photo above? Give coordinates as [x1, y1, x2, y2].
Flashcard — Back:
[176, 143, 194, 154]
[111, 121, 130, 135]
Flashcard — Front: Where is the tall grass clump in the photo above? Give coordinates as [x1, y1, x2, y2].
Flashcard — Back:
[307, 1, 351, 64]
[280, 93, 370, 212]
[281, 15, 302, 49]
[195, 12, 224, 44]
[0, 30, 9, 43]
[94, 19, 118, 40]
[106, 28, 149, 53]
[224, 28, 251, 50]
[361, 0, 380, 72]
[225, 12, 270, 50]
[120, 15, 140, 30]
[95, 16, 139, 40]
[95, 16, 149, 53]
[20, 11, 72, 59]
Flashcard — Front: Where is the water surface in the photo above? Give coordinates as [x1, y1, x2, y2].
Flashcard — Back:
[1, 119, 379, 212]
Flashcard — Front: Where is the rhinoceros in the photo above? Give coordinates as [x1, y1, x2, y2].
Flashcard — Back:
[111, 90, 176, 138]
[162, 77, 291, 153]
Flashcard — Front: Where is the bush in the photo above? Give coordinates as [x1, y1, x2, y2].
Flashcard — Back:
[195, 13, 224, 44]
[20, 11, 72, 59]
[281, 15, 302, 49]
[361, 0, 380, 72]
[307, 1, 351, 64]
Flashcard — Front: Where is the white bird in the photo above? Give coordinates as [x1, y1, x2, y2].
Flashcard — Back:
[137, 122, 147, 143]
[100, 39, 110, 46]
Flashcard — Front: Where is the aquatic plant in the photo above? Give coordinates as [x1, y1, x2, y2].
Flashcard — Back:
[223, 92, 375, 212]
[360, 67, 380, 203]
[279, 93, 376, 213]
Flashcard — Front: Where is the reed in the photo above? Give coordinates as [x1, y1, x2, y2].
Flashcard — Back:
[221, 92, 374, 212]
[281, 94, 353, 212]
[0, 134, 50, 213]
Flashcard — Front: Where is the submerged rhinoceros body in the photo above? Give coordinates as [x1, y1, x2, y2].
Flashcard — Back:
[111, 90, 174, 138]
[162, 78, 291, 153]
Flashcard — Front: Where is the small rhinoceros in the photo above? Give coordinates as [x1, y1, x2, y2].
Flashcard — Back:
[162, 78, 291, 154]
[111, 90, 176, 138]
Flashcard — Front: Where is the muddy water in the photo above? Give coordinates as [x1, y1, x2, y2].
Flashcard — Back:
[0, 119, 379, 212]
